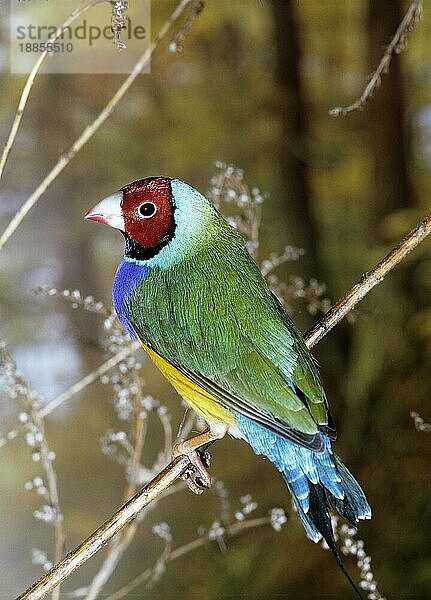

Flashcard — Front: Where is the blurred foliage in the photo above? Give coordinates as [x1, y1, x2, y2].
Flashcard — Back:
[0, 0, 430, 598]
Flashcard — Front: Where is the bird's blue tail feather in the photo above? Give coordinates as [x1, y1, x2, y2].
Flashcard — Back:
[235, 413, 371, 540]
[235, 413, 371, 598]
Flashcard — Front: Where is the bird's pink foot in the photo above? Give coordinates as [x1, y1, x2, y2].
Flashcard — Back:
[173, 428, 225, 495]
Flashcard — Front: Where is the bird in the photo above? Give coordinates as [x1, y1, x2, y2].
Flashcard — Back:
[86, 176, 371, 597]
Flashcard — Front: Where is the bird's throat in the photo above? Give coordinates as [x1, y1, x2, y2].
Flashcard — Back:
[123, 231, 172, 261]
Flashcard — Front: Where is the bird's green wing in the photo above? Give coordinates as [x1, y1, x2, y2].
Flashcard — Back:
[128, 231, 334, 450]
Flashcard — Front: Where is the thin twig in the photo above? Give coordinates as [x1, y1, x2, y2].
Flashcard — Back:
[16, 212, 431, 600]
[0, 343, 65, 600]
[16, 457, 191, 600]
[40, 340, 141, 419]
[82, 373, 166, 600]
[329, 0, 422, 117]
[32, 414, 65, 600]
[126, 374, 148, 493]
[0, 341, 141, 450]
[160, 410, 174, 458]
[0, 0, 194, 251]
[304, 214, 431, 347]
[104, 516, 271, 600]
[176, 408, 197, 442]
[73, 482, 184, 600]
[0, 0, 105, 181]
[32, 287, 111, 317]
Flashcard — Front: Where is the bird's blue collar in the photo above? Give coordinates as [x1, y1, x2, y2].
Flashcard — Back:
[112, 259, 151, 338]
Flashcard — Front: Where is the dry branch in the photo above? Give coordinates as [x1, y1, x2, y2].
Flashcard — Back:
[0, 0, 195, 251]
[329, 0, 422, 117]
[0, 340, 141, 450]
[16, 211, 431, 600]
[0, 0, 106, 181]
[17, 457, 190, 600]
[304, 214, 431, 346]
[0, 342, 66, 600]
[83, 372, 166, 600]
[104, 516, 271, 600]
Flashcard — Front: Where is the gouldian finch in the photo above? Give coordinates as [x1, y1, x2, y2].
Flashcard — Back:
[86, 177, 371, 596]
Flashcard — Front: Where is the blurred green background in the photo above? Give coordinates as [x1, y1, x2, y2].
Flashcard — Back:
[0, 0, 430, 598]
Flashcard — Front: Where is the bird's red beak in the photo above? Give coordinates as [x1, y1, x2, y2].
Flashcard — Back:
[85, 191, 125, 230]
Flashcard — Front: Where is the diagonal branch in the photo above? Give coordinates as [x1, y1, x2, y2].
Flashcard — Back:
[0, 0, 106, 181]
[0, 341, 141, 450]
[329, 0, 422, 117]
[103, 515, 271, 600]
[0, 0, 194, 251]
[16, 457, 190, 600]
[304, 213, 431, 347]
[16, 212, 431, 600]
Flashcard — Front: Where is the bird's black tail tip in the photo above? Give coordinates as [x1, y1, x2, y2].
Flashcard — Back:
[308, 484, 365, 600]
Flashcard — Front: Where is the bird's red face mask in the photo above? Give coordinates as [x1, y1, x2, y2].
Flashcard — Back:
[85, 177, 176, 259]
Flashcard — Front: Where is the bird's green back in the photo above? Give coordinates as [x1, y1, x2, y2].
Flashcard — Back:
[127, 214, 331, 446]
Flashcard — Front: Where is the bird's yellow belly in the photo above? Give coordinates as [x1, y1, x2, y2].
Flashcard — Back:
[143, 345, 236, 426]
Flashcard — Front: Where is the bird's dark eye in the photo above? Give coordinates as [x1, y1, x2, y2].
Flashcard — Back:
[138, 202, 157, 218]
